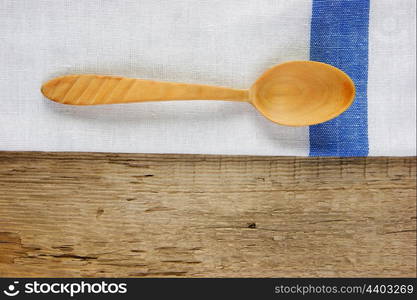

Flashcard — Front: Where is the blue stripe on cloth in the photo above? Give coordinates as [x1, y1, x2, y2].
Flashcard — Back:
[309, 0, 370, 156]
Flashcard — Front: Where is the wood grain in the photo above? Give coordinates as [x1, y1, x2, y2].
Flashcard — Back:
[0, 152, 415, 277]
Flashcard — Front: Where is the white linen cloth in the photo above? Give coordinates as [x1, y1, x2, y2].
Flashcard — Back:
[0, 0, 415, 156]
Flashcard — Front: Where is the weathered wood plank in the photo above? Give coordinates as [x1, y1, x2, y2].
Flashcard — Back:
[0, 152, 415, 277]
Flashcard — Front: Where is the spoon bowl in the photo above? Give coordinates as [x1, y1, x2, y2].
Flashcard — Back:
[250, 61, 355, 126]
[41, 61, 355, 126]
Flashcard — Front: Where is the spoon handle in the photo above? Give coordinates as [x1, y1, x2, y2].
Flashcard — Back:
[41, 74, 249, 105]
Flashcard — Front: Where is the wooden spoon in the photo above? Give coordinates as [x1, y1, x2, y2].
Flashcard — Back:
[41, 61, 355, 126]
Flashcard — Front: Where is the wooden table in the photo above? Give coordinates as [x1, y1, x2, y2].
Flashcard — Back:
[0, 152, 415, 277]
